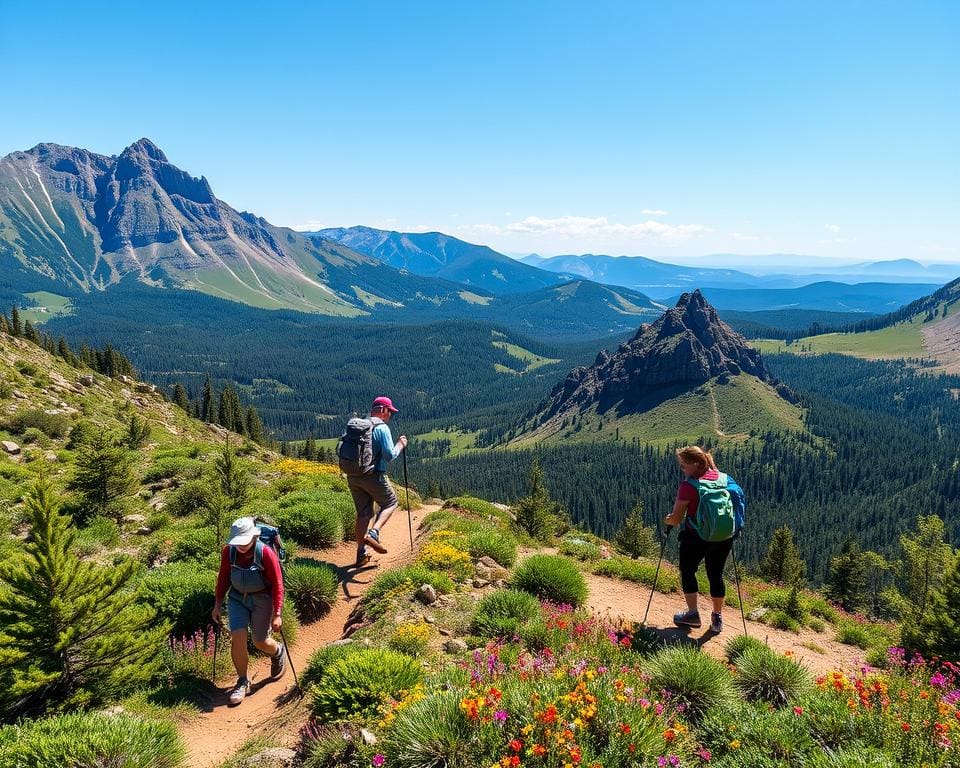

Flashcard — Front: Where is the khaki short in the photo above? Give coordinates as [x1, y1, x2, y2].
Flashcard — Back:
[347, 472, 398, 520]
[227, 591, 273, 644]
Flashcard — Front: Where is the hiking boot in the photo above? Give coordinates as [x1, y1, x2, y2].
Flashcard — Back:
[271, 644, 286, 679]
[710, 612, 723, 634]
[228, 677, 250, 705]
[673, 609, 702, 628]
[364, 528, 388, 554]
[355, 552, 373, 568]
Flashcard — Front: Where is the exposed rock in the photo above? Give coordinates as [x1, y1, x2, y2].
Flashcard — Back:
[136, 526, 152, 535]
[360, 729, 378, 746]
[422, 614, 436, 624]
[12, 390, 27, 400]
[438, 627, 452, 636]
[1, 441, 20, 455]
[747, 607, 769, 622]
[43, 408, 64, 416]
[123, 514, 147, 524]
[119, 375, 134, 384]
[78, 374, 95, 387]
[443, 638, 468, 654]
[207, 423, 229, 438]
[472, 578, 490, 589]
[134, 382, 156, 394]
[239, 748, 296, 768]
[330, 638, 355, 647]
[416, 584, 438, 605]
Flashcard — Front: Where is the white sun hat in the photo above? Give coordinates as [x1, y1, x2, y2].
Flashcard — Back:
[228, 517, 260, 546]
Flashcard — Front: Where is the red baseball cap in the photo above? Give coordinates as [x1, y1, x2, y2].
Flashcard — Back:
[372, 396, 399, 413]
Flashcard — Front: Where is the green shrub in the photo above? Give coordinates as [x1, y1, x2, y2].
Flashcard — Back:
[285, 558, 338, 621]
[808, 617, 826, 633]
[453, 526, 518, 567]
[142, 456, 202, 484]
[734, 645, 811, 706]
[74, 515, 121, 555]
[0, 710, 185, 767]
[302, 642, 364, 690]
[162, 479, 214, 518]
[147, 509, 171, 531]
[697, 700, 816, 766]
[559, 536, 602, 562]
[834, 619, 871, 649]
[592, 556, 681, 593]
[274, 500, 343, 548]
[21, 426, 50, 446]
[643, 646, 735, 719]
[5, 407, 71, 439]
[806, 747, 898, 768]
[807, 595, 841, 623]
[382, 689, 493, 768]
[724, 633, 768, 664]
[511, 554, 587, 606]
[310, 648, 423, 720]
[444, 495, 512, 523]
[66, 419, 98, 449]
[767, 610, 801, 632]
[471, 589, 542, 639]
[365, 565, 455, 603]
[138, 561, 216, 636]
[388, 622, 432, 656]
[169, 527, 220, 567]
[278, 489, 355, 542]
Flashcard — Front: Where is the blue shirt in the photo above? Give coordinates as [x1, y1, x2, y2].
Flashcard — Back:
[371, 417, 401, 473]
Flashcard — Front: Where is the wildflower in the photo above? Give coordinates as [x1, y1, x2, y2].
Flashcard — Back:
[793, 706, 804, 716]
[372, 756, 386, 767]
[729, 739, 741, 749]
[531, 744, 546, 757]
[494, 709, 509, 723]
[619, 723, 632, 735]
[663, 728, 677, 742]
[509, 739, 523, 752]
[901, 722, 911, 732]
[696, 747, 711, 761]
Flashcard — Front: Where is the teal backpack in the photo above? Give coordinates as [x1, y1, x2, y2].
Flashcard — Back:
[686, 472, 736, 542]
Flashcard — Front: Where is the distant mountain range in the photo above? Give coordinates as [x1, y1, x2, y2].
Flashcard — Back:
[683, 282, 938, 313]
[311, 226, 564, 295]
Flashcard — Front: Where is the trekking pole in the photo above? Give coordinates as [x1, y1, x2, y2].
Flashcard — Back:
[402, 450, 413, 551]
[643, 524, 672, 626]
[278, 626, 300, 690]
[212, 622, 220, 684]
[730, 536, 748, 637]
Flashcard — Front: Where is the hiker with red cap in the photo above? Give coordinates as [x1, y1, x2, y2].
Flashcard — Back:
[337, 396, 408, 567]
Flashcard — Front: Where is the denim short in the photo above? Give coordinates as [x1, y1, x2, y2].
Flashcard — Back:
[227, 591, 273, 643]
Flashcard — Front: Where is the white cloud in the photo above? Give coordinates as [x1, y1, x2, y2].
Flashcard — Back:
[825, 224, 841, 233]
[500, 215, 709, 242]
[641, 209, 669, 216]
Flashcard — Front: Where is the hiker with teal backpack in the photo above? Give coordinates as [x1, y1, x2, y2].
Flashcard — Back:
[211, 517, 287, 705]
[663, 445, 746, 634]
[337, 396, 408, 568]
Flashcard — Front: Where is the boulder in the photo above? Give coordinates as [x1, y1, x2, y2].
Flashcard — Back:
[78, 374, 95, 387]
[12, 390, 27, 400]
[119, 375, 134, 384]
[416, 584, 438, 605]
[360, 729, 378, 746]
[134, 382, 156, 394]
[443, 638, 468, 654]
[1, 441, 20, 455]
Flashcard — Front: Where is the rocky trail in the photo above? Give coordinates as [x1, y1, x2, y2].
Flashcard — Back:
[180, 503, 435, 768]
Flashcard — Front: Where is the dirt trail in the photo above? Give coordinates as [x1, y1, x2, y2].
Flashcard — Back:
[584, 571, 863, 676]
[180, 503, 435, 768]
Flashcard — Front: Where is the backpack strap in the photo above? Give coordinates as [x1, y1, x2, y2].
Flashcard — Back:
[229, 545, 236, 566]
[253, 540, 264, 570]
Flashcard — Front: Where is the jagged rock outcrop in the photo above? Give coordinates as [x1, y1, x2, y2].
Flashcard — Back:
[542, 289, 797, 419]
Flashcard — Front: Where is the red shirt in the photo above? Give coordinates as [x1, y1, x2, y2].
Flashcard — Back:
[677, 468, 720, 525]
[215, 543, 284, 616]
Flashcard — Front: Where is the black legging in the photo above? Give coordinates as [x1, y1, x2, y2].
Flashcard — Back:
[678, 529, 733, 598]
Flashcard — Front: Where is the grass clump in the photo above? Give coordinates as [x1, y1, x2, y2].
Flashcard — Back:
[5, 407, 71, 439]
[310, 648, 424, 720]
[416, 540, 473, 581]
[643, 646, 735, 719]
[452, 526, 518, 567]
[471, 589, 542, 639]
[511, 554, 587, 607]
[302, 643, 365, 690]
[592, 556, 680, 593]
[365, 565, 455, 603]
[273, 498, 343, 548]
[734, 645, 812, 706]
[724, 633, 769, 664]
[0, 710, 186, 767]
[444, 495, 512, 523]
[389, 621, 432, 656]
[559, 536, 602, 562]
[285, 558, 338, 621]
[767, 610, 802, 632]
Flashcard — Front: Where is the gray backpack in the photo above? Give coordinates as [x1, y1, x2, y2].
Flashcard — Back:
[337, 417, 376, 476]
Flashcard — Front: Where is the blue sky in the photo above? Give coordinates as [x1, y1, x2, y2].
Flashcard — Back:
[1, 1, 957, 262]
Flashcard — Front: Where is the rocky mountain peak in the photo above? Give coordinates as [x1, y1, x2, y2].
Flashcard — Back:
[541, 290, 797, 420]
[122, 138, 168, 163]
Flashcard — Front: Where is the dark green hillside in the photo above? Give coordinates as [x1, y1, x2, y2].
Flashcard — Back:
[411, 352, 960, 580]
[42, 284, 615, 439]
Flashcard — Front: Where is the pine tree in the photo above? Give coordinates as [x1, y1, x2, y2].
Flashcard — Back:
[279, 441, 291, 457]
[903, 552, 960, 659]
[0, 313, 8, 334]
[302, 437, 317, 461]
[785, 585, 805, 622]
[758, 526, 806, 586]
[899, 514, 952, 623]
[171, 382, 191, 412]
[825, 538, 868, 612]
[514, 458, 566, 541]
[10, 305, 22, 337]
[23, 319, 39, 343]
[615, 499, 657, 559]
[201, 375, 213, 422]
[68, 432, 138, 521]
[0, 478, 168, 717]
[124, 414, 152, 449]
[209, 439, 250, 545]
[245, 406, 264, 444]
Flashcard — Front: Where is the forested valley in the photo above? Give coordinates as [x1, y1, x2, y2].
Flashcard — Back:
[410, 353, 960, 581]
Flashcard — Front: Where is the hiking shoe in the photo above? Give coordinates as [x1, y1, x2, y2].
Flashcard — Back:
[355, 552, 373, 568]
[673, 609, 702, 628]
[364, 528, 388, 554]
[228, 677, 250, 705]
[710, 612, 723, 634]
[270, 644, 286, 679]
